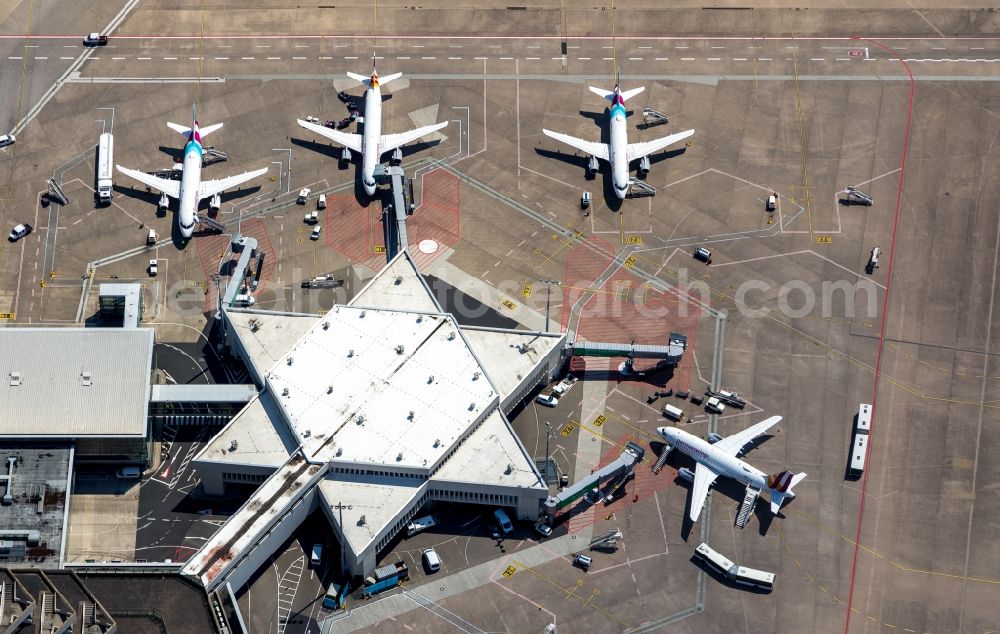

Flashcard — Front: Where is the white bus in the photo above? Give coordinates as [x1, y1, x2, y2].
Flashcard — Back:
[848, 403, 872, 478]
[731, 565, 775, 591]
[696, 543, 775, 591]
[695, 542, 735, 576]
[96, 133, 114, 203]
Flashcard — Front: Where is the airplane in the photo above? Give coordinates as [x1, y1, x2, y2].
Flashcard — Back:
[117, 105, 268, 238]
[657, 416, 807, 523]
[542, 69, 695, 199]
[296, 58, 448, 196]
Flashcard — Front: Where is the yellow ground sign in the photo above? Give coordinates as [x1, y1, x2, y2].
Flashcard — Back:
[502, 566, 517, 579]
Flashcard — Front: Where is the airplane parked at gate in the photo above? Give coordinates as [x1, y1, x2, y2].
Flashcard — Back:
[542, 68, 694, 199]
[117, 105, 268, 238]
[657, 417, 807, 522]
[296, 58, 449, 196]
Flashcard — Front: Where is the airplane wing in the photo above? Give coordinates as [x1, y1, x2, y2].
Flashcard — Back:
[689, 463, 719, 522]
[116, 165, 181, 198]
[379, 121, 448, 154]
[625, 128, 695, 163]
[542, 129, 609, 161]
[198, 167, 268, 200]
[713, 416, 783, 457]
[297, 119, 363, 153]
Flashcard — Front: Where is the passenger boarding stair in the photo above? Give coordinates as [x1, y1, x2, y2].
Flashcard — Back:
[637, 108, 670, 130]
[651, 446, 671, 475]
[626, 179, 656, 199]
[589, 528, 624, 551]
[735, 486, 760, 529]
[198, 214, 226, 233]
[202, 146, 229, 167]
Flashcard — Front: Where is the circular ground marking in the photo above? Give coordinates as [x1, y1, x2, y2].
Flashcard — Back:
[848, 49, 863, 57]
[418, 239, 439, 254]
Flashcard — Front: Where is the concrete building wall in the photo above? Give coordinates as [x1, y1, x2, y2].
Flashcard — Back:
[429, 481, 547, 521]
[194, 461, 277, 496]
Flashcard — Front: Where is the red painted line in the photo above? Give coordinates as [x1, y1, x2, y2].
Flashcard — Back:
[842, 36, 915, 634]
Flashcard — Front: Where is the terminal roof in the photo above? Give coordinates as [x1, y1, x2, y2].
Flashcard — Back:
[348, 250, 442, 313]
[225, 310, 320, 373]
[0, 328, 153, 437]
[195, 392, 298, 468]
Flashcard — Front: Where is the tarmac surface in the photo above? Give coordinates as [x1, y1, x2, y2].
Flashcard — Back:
[1, 2, 999, 634]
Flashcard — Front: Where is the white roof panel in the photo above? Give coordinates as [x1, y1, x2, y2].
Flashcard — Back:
[348, 250, 441, 313]
[0, 328, 153, 437]
[317, 476, 424, 557]
[460, 327, 565, 403]
[267, 306, 498, 470]
[225, 310, 320, 376]
[195, 392, 299, 468]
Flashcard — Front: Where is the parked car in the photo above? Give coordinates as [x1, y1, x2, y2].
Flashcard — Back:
[83, 33, 108, 46]
[573, 554, 592, 571]
[311, 226, 322, 240]
[8, 223, 32, 241]
[693, 247, 712, 264]
[535, 393, 558, 408]
[148, 259, 158, 276]
[534, 523, 553, 538]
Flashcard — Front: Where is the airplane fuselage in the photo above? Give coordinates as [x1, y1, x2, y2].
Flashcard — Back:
[177, 138, 203, 237]
[608, 94, 631, 199]
[361, 83, 383, 196]
[658, 427, 768, 490]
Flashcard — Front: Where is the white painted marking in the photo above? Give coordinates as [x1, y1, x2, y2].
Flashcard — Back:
[345, 55, 358, 59]
[318, 56, 332, 60]
[241, 56, 254, 60]
[681, 57, 694, 61]
[8, 56, 22, 60]
[215, 56, 229, 60]
[267, 56, 280, 60]
[708, 57, 720, 61]
[474, 56, 487, 60]
[164, 57, 177, 60]
[810, 58, 826, 61]
[526, 57, 539, 60]
[733, 57, 747, 61]
[449, 56, 462, 60]
[629, 57, 643, 61]
[35, 56, 48, 60]
[422, 56, 436, 60]
[500, 56, 513, 60]
[61, 56, 75, 60]
[293, 56, 306, 60]
[578, 57, 591, 61]
[398, 56, 411, 60]
[759, 57, 772, 61]
[655, 57, 668, 61]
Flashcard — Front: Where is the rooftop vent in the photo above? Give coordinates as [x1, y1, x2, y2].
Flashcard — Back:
[81, 371, 93, 387]
[394, 276, 403, 285]
[336, 447, 343, 457]
[348, 349, 354, 358]
[433, 439, 440, 448]
[416, 315, 423, 323]
[360, 310, 366, 318]
[327, 385, 333, 394]
[358, 514, 367, 525]
[395, 345, 405, 355]
[473, 371, 480, 381]
[229, 440, 238, 452]
[396, 452, 403, 462]
[447, 332, 456, 341]
[505, 464, 513, 475]
[428, 375, 435, 384]
[356, 415, 365, 425]
[408, 411, 414, 421]
[8, 372, 21, 387]
[287, 357, 294, 366]
[322, 321, 330, 330]
[469, 402, 475, 411]
[248, 318, 260, 332]
[282, 387, 289, 397]
[303, 430, 311, 438]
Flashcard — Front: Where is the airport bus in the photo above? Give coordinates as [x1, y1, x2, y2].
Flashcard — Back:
[695, 542, 735, 576]
[730, 565, 776, 591]
[848, 403, 872, 478]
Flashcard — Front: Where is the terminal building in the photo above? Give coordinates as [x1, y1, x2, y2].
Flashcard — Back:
[185, 251, 566, 590]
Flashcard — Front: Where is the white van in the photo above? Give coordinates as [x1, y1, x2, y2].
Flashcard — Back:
[494, 509, 513, 534]
[311, 544, 323, 567]
[662, 404, 684, 421]
[115, 466, 141, 479]
[422, 548, 441, 572]
[317, 194, 327, 210]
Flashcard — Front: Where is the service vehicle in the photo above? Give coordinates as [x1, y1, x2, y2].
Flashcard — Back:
[422, 548, 441, 572]
[297, 188, 311, 204]
[406, 514, 437, 537]
[304, 210, 319, 224]
[83, 33, 108, 46]
[148, 259, 158, 276]
[662, 403, 684, 421]
[116, 466, 140, 479]
[573, 554, 592, 571]
[317, 194, 327, 209]
[534, 523, 553, 538]
[146, 229, 156, 245]
[0, 134, 15, 148]
[310, 544, 323, 567]
[705, 396, 726, 414]
[494, 508, 513, 534]
[693, 247, 712, 264]
[311, 225, 322, 240]
[535, 393, 558, 408]
[96, 132, 114, 203]
[8, 223, 31, 241]
[766, 193, 777, 211]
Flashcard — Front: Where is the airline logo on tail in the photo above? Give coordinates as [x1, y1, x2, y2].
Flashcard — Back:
[191, 121, 202, 145]
[767, 471, 798, 492]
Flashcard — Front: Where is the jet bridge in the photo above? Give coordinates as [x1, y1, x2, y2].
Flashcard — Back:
[542, 442, 644, 517]
[380, 165, 412, 261]
[568, 333, 687, 369]
[220, 235, 259, 308]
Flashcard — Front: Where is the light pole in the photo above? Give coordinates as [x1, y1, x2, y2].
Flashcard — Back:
[540, 279, 561, 332]
[334, 502, 352, 577]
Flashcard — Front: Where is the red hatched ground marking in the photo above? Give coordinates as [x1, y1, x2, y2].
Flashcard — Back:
[561, 236, 700, 391]
[562, 433, 674, 534]
[195, 233, 232, 314]
[323, 168, 461, 272]
[236, 218, 277, 296]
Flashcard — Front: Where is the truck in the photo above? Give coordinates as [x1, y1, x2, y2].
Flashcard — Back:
[361, 576, 399, 598]
[322, 581, 350, 609]
[551, 374, 578, 398]
[366, 561, 408, 586]
[96, 133, 114, 203]
[406, 514, 437, 537]
[705, 397, 726, 415]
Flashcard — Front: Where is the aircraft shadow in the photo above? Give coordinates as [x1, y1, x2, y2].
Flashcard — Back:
[290, 136, 342, 161]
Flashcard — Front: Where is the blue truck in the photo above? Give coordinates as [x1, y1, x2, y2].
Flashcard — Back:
[361, 561, 409, 599]
[322, 581, 350, 610]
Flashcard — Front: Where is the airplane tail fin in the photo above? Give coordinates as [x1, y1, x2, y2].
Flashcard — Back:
[347, 71, 372, 86]
[167, 121, 223, 138]
[377, 71, 402, 86]
[766, 471, 807, 514]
